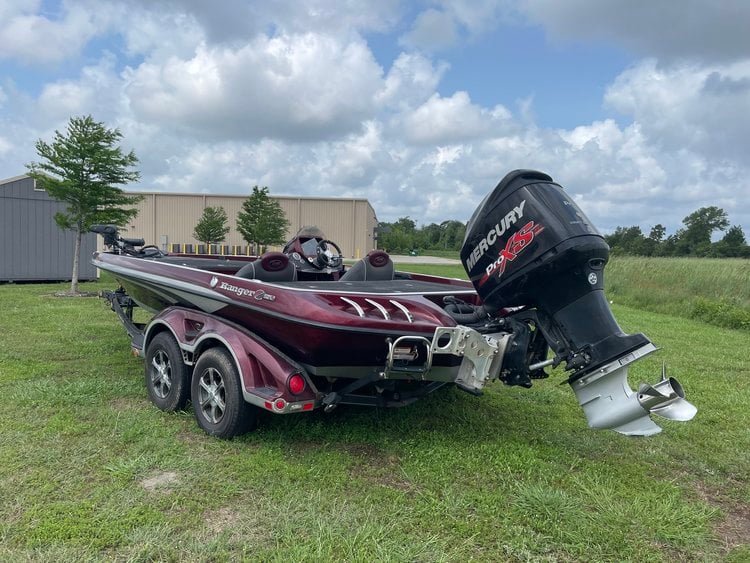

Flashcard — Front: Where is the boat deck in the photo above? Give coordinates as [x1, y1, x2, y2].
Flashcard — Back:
[272, 279, 475, 295]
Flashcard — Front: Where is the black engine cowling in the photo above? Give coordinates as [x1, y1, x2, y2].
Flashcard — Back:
[461, 170, 650, 377]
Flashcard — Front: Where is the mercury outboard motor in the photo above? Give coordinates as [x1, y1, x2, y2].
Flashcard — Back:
[460, 170, 696, 435]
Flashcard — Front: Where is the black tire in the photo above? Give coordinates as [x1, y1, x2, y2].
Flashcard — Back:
[144, 331, 190, 412]
[191, 347, 257, 438]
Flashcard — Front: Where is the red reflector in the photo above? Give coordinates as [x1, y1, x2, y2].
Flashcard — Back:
[288, 374, 306, 395]
[302, 403, 314, 411]
[274, 399, 286, 411]
[264, 401, 273, 410]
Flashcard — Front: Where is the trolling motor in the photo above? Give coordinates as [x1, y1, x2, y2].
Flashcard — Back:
[460, 170, 696, 435]
[90, 224, 162, 257]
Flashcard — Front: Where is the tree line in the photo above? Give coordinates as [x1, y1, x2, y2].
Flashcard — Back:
[377, 217, 467, 253]
[605, 206, 749, 258]
[378, 205, 750, 259]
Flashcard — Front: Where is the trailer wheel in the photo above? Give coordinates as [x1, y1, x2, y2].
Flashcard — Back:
[145, 332, 190, 412]
[191, 347, 257, 438]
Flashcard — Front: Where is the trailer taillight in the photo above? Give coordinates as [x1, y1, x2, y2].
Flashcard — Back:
[287, 374, 306, 395]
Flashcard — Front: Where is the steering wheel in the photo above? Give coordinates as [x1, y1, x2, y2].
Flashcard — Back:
[314, 239, 343, 269]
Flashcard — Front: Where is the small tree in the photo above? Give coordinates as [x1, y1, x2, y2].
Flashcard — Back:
[236, 186, 289, 253]
[713, 225, 749, 258]
[193, 206, 230, 247]
[648, 224, 666, 242]
[27, 115, 142, 293]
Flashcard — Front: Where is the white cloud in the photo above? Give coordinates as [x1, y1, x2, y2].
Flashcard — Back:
[323, 121, 386, 188]
[254, 0, 403, 36]
[605, 59, 750, 161]
[125, 33, 384, 142]
[0, 0, 114, 64]
[559, 119, 623, 154]
[521, 0, 750, 62]
[119, 8, 204, 61]
[376, 53, 448, 111]
[437, 0, 517, 36]
[399, 1, 518, 52]
[401, 91, 511, 144]
[0, 136, 11, 156]
[400, 9, 458, 52]
[127, 0, 402, 47]
[422, 145, 465, 176]
[37, 54, 124, 123]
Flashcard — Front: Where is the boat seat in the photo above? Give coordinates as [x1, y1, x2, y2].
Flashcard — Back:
[236, 252, 297, 282]
[339, 250, 394, 282]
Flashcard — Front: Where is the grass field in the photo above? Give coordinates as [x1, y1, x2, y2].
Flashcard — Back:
[606, 257, 750, 331]
[0, 265, 748, 561]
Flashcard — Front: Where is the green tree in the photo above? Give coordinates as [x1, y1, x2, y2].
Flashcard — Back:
[712, 225, 749, 258]
[421, 223, 442, 248]
[393, 217, 417, 234]
[648, 224, 666, 242]
[378, 217, 416, 252]
[678, 206, 729, 255]
[27, 115, 142, 293]
[236, 186, 289, 253]
[721, 225, 747, 247]
[605, 226, 647, 255]
[193, 206, 230, 247]
[439, 220, 466, 250]
[642, 223, 667, 256]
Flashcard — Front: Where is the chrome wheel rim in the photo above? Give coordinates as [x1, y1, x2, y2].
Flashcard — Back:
[150, 350, 172, 399]
[198, 367, 226, 424]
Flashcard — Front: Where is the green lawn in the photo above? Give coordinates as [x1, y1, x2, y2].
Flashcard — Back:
[0, 274, 748, 561]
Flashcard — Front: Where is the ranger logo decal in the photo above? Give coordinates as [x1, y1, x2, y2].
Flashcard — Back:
[217, 281, 276, 302]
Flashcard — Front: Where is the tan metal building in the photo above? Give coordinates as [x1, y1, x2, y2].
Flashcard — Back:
[122, 191, 378, 259]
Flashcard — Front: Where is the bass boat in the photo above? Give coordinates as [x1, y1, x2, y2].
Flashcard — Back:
[93, 170, 697, 438]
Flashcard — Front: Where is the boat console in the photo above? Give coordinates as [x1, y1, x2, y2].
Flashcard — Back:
[283, 226, 345, 280]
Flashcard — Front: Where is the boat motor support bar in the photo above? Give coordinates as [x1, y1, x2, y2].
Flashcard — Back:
[431, 326, 510, 392]
[380, 326, 511, 392]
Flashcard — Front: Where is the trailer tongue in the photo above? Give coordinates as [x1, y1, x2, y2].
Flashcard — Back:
[459, 170, 696, 435]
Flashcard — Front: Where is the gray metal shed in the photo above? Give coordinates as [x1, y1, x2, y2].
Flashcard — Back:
[0, 175, 97, 282]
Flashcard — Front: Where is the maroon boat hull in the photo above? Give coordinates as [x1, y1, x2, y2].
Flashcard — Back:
[93, 251, 476, 373]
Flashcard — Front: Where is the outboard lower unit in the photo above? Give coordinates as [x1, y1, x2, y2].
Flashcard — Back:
[460, 170, 696, 435]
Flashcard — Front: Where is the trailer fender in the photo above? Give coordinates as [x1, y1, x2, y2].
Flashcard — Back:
[144, 307, 317, 411]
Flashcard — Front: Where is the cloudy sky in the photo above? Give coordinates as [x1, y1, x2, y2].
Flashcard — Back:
[1, 1, 749, 237]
